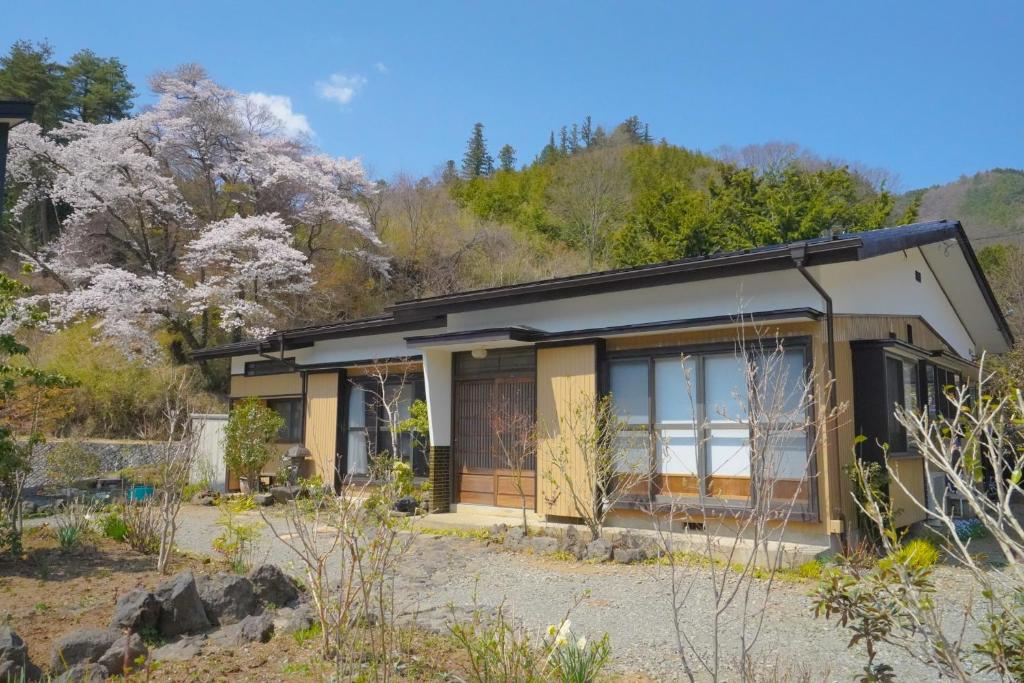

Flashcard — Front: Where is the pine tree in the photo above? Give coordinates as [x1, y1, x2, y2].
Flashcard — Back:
[498, 144, 517, 172]
[570, 124, 580, 154]
[538, 130, 558, 164]
[63, 50, 135, 123]
[461, 122, 494, 179]
[581, 116, 593, 147]
[0, 41, 69, 130]
[559, 126, 569, 154]
[441, 160, 459, 184]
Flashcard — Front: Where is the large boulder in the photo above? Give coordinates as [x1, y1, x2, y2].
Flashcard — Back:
[154, 570, 211, 637]
[0, 626, 37, 681]
[97, 633, 148, 675]
[50, 628, 119, 674]
[195, 572, 258, 626]
[248, 565, 299, 608]
[54, 663, 108, 683]
[110, 588, 161, 632]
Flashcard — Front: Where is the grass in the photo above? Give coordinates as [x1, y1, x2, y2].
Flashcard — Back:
[293, 622, 322, 647]
[416, 525, 493, 541]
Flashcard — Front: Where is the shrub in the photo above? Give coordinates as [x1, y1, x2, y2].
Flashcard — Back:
[101, 509, 128, 542]
[212, 507, 262, 573]
[223, 398, 283, 493]
[54, 502, 95, 550]
[881, 538, 941, 571]
[121, 500, 160, 554]
[795, 559, 825, 580]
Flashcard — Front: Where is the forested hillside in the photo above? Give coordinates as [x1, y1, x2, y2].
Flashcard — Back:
[902, 169, 1024, 247]
[1, 40, 1022, 436]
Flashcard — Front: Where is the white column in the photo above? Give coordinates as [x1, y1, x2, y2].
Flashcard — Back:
[422, 348, 452, 447]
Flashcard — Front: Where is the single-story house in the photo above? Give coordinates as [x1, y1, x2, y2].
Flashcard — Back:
[192, 220, 1013, 548]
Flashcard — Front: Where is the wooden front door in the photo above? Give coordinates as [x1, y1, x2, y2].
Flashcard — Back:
[452, 374, 536, 508]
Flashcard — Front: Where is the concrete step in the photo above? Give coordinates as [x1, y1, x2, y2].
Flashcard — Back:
[449, 503, 542, 522]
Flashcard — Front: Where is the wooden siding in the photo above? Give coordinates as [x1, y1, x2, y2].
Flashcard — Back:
[889, 456, 928, 527]
[834, 314, 950, 352]
[536, 344, 597, 517]
[230, 373, 302, 398]
[345, 362, 423, 378]
[305, 373, 339, 483]
[605, 321, 820, 352]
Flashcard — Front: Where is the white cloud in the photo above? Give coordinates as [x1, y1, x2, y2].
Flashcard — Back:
[374, 62, 389, 74]
[244, 92, 313, 137]
[316, 73, 367, 106]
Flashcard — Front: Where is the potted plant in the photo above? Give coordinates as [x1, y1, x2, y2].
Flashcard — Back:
[223, 397, 284, 494]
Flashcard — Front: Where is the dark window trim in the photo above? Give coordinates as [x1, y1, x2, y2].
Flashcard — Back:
[339, 372, 427, 479]
[244, 359, 296, 376]
[603, 335, 819, 519]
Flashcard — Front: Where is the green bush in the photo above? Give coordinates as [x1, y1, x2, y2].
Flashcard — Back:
[881, 538, 941, 571]
[101, 509, 128, 542]
[223, 398, 283, 493]
[45, 440, 101, 488]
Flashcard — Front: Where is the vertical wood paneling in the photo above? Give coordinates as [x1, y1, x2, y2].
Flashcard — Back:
[889, 456, 927, 527]
[305, 373, 339, 483]
[536, 344, 597, 518]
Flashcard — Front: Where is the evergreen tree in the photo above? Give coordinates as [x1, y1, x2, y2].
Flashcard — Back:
[570, 124, 580, 154]
[498, 144, 517, 172]
[559, 126, 569, 155]
[0, 41, 69, 130]
[461, 122, 494, 179]
[63, 50, 135, 123]
[538, 130, 558, 164]
[580, 116, 593, 147]
[441, 159, 459, 184]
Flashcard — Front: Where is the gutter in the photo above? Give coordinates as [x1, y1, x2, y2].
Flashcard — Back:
[790, 244, 847, 552]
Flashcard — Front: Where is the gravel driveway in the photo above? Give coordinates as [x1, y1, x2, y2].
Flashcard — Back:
[174, 505, 985, 681]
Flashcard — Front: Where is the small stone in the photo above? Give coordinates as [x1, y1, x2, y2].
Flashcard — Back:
[488, 523, 509, 538]
[195, 572, 257, 626]
[50, 628, 119, 674]
[110, 588, 161, 632]
[252, 493, 274, 506]
[269, 485, 300, 504]
[248, 564, 300, 607]
[97, 633, 148, 675]
[585, 538, 613, 562]
[154, 570, 211, 637]
[151, 635, 205, 662]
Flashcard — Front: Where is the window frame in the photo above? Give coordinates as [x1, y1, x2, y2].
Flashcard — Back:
[605, 336, 818, 519]
[342, 373, 428, 479]
[263, 396, 304, 444]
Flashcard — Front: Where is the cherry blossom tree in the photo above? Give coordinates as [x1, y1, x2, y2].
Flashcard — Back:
[3, 65, 380, 375]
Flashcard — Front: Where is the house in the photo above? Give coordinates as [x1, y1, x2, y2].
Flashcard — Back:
[191, 220, 1013, 549]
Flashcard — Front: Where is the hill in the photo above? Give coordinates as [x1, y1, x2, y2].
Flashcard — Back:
[902, 169, 1024, 247]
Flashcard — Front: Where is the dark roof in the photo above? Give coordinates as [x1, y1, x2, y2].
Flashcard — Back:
[189, 313, 445, 360]
[386, 220, 959, 316]
[0, 100, 35, 124]
[191, 220, 1013, 360]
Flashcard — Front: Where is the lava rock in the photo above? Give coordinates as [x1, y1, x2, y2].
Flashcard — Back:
[195, 572, 257, 626]
[97, 633, 148, 675]
[110, 588, 161, 632]
[54, 663, 108, 683]
[273, 604, 316, 635]
[154, 570, 211, 637]
[393, 496, 418, 514]
[150, 635, 205, 662]
[528, 536, 559, 554]
[613, 547, 645, 564]
[503, 526, 526, 550]
[585, 538, 613, 562]
[269, 485, 301, 504]
[558, 526, 587, 559]
[0, 626, 37, 681]
[252, 493, 274, 506]
[248, 564, 300, 608]
[50, 628, 119, 674]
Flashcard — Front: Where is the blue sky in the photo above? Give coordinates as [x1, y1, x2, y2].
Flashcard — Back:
[3, 1, 1022, 189]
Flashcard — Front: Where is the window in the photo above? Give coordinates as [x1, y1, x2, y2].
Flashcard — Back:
[265, 397, 303, 443]
[244, 359, 294, 376]
[885, 355, 918, 453]
[345, 377, 426, 478]
[608, 344, 812, 511]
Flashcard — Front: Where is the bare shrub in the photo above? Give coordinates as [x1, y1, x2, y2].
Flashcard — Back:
[648, 334, 840, 682]
[490, 398, 536, 532]
[544, 392, 652, 540]
[814, 358, 1024, 681]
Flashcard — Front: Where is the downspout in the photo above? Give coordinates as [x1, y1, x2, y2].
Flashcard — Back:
[790, 244, 847, 551]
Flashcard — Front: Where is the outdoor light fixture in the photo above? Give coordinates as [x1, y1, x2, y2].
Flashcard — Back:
[0, 100, 35, 223]
[471, 348, 488, 359]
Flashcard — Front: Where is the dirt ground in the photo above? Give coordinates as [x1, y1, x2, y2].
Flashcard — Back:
[0, 526, 472, 682]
